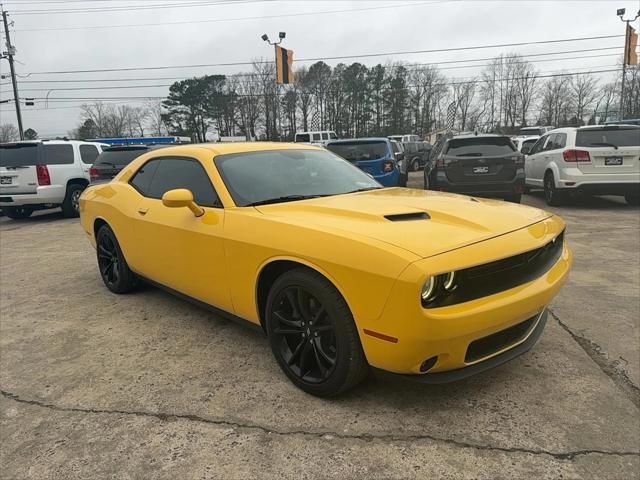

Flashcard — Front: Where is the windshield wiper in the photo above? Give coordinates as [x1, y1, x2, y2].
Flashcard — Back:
[343, 186, 383, 194]
[246, 195, 326, 207]
[588, 142, 618, 150]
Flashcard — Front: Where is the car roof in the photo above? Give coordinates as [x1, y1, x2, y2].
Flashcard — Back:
[450, 133, 507, 139]
[145, 142, 323, 157]
[326, 137, 389, 144]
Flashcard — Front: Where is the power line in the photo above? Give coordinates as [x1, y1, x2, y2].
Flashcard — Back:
[23, 34, 625, 75]
[14, 1, 435, 31]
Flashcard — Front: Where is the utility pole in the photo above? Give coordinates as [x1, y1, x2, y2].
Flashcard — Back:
[617, 7, 640, 120]
[1, 9, 23, 139]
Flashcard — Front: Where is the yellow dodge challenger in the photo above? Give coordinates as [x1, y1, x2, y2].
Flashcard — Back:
[80, 142, 571, 396]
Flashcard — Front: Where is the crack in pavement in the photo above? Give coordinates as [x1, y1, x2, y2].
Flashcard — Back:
[548, 308, 640, 409]
[2, 389, 638, 462]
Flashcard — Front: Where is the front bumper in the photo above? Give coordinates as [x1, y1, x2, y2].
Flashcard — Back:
[357, 216, 571, 376]
[373, 309, 547, 384]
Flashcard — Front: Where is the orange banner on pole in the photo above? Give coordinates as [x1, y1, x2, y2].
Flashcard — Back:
[624, 24, 638, 66]
[275, 45, 294, 84]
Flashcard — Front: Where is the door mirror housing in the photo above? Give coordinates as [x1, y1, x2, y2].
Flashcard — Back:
[162, 188, 204, 217]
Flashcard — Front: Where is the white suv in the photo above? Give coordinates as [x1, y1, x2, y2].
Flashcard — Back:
[525, 125, 640, 206]
[0, 139, 107, 219]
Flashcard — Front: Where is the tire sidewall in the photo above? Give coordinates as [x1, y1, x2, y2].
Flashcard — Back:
[265, 269, 363, 396]
[96, 225, 135, 293]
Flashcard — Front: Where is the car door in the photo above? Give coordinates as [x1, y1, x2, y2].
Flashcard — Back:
[129, 156, 233, 311]
[526, 135, 549, 186]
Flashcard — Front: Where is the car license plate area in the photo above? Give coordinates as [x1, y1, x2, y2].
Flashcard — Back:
[472, 166, 490, 174]
[0, 176, 12, 185]
[604, 156, 623, 166]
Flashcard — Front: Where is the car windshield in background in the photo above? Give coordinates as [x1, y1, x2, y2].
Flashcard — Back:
[446, 137, 516, 157]
[519, 128, 543, 136]
[214, 149, 381, 207]
[575, 127, 640, 148]
[0, 143, 39, 167]
[325, 141, 388, 162]
[96, 148, 150, 167]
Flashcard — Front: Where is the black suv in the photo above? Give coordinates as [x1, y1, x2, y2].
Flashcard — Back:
[424, 134, 525, 203]
[404, 141, 432, 171]
[90, 145, 168, 184]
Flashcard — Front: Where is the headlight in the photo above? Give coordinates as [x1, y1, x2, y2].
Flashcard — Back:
[443, 271, 457, 291]
[421, 276, 437, 302]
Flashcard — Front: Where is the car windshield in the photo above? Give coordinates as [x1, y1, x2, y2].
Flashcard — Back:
[0, 143, 39, 166]
[214, 149, 382, 207]
[575, 127, 640, 148]
[96, 148, 150, 167]
[445, 137, 516, 156]
[326, 141, 388, 162]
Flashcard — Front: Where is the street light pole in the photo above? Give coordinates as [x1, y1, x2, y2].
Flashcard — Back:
[617, 7, 640, 120]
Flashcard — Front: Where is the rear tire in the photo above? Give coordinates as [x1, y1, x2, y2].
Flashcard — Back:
[625, 193, 640, 206]
[504, 194, 522, 203]
[1, 206, 33, 219]
[411, 159, 420, 172]
[96, 224, 138, 294]
[61, 183, 85, 218]
[265, 268, 368, 397]
[544, 172, 564, 206]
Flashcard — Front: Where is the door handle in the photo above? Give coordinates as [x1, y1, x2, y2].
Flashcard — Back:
[137, 207, 149, 215]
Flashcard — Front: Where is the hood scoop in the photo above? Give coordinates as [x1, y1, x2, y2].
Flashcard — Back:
[384, 212, 430, 222]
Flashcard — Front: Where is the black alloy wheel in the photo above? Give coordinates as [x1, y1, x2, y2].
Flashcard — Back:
[270, 286, 338, 383]
[266, 268, 368, 396]
[96, 225, 138, 293]
[544, 172, 564, 206]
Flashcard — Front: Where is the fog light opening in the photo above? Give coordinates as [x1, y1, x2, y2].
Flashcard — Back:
[420, 356, 438, 373]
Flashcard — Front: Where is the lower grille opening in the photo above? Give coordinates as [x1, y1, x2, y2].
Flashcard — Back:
[465, 315, 537, 363]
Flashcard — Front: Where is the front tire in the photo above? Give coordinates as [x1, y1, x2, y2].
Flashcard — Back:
[96, 224, 138, 294]
[2, 206, 33, 219]
[265, 268, 368, 397]
[411, 159, 420, 172]
[61, 183, 85, 218]
[544, 172, 564, 206]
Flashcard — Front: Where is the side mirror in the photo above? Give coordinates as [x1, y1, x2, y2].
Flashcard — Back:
[162, 188, 204, 217]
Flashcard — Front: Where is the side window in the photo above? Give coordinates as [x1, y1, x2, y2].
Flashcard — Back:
[529, 136, 547, 155]
[147, 157, 220, 208]
[312, 133, 321, 141]
[321, 132, 329, 140]
[555, 133, 567, 149]
[130, 159, 161, 196]
[80, 145, 100, 165]
[42, 144, 74, 165]
[329, 132, 338, 139]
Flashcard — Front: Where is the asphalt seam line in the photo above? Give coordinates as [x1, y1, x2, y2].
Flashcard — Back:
[2, 389, 638, 461]
[548, 308, 640, 409]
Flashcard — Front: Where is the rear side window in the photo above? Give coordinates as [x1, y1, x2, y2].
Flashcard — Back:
[80, 145, 100, 164]
[0, 144, 39, 166]
[147, 157, 220, 207]
[130, 159, 161, 195]
[545, 133, 567, 150]
[446, 137, 516, 156]
[312, 133, 321, 141]
[326, 141, 389, 161]
[295, 133, 310, 142]
[42, 144, 74, 165]
[321, 132, 329, 140]
[576, 128, 640, 148]
[96, 148, 149, 167]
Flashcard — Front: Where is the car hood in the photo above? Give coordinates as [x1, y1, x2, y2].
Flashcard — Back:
[255, 188, 553, 259]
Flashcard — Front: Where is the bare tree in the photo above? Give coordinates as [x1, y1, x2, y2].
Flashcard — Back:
[539, 76, 572, 126]
[144, 99, 168, 136]
[453, 78, 477, 131]
[570, 73, 598, 125]
[0, 123, 19, 143]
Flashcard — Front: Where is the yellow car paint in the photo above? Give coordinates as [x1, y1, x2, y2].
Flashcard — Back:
[80, 142, 571, 377]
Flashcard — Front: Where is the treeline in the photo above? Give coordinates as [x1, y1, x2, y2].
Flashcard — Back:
[72, 54, 640, 141]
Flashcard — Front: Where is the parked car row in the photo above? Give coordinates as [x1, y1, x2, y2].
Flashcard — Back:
[422, 125, 640, 206]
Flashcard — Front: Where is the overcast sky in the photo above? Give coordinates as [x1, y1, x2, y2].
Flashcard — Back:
[0, 0, 638, 137]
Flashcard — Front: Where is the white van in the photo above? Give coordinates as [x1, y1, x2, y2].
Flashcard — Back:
[294, 131, 338, 145]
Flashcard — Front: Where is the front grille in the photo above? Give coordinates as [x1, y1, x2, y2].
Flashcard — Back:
[0, 197, 13, 202]
[426, 231, 564, 308]
[465, 315, 538, 363]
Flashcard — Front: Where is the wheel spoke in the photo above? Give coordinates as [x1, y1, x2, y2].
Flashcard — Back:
[274, 311, 302, 329]
[100, 260, 112, 276]
[273, 327, 303, 336]
[311, 307, 326, 324]
[311, 340, 328, 378]
[315, 324, 334, 333]
[298, 340, 313, 377]
[98, 244, 111, 256]
[315, 340, 336, 366]
[287, 338, 305, 366]
[284, 289, 301, 319]
[297, 288, 312, 322]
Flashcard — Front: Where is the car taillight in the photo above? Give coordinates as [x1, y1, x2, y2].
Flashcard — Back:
[89, 167, 99, 180]
[563, 149, 591, 162]
[436, 158, 444, 168]
[36, 164, 51, 186]
[382, 160, 393, 172]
